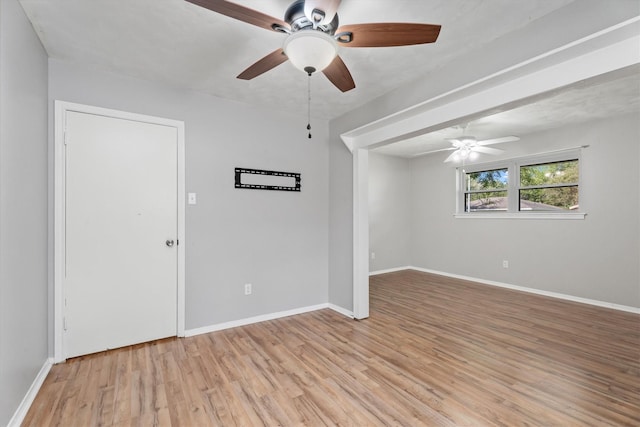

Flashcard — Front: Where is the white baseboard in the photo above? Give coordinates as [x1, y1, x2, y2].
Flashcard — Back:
[409, 266, 640, 314]
[8, 357, 53, 427]
[328, 303, 355, 318]
[369, 266, 412, 276]
[185, 303, 334, 337]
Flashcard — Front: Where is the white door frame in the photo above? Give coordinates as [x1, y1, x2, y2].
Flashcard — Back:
[340, 22, 639, 321]
[54, 101, 186, 363]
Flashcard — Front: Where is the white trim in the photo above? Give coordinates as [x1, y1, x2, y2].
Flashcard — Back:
[53, 101, 186, 362]
[176, 123, 186, 337]
[454, 212, 586, 220]
[409, 267, 640, 314]
[184, 304, 332, 337]
[329, 303, 355, 319]
[7, 358, 54, 427]
[369, 266, 412, 276]
[340, 20, 640, 149]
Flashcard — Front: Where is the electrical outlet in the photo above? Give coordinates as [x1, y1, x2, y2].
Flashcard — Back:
[371, 252, 376, 260]
[503, 260, 509, 269]
[244, 283, 252, 295]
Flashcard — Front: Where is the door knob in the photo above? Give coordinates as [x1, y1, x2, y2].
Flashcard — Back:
[166, 239, 174, 247]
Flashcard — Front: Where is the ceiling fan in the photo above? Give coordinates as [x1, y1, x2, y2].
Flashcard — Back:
[416, 135, 520, 162]
[185, 0, 442, 92]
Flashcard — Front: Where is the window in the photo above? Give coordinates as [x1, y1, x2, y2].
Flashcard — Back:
[456, 149, 584, 219]
[464, 168, 508, 212]
[519, 160, 579, 211]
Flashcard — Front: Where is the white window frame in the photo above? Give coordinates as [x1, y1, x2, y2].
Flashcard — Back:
[455, 148, 586, 220]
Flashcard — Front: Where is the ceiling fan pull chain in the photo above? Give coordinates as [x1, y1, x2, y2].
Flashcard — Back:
[307, 69, 312, 139]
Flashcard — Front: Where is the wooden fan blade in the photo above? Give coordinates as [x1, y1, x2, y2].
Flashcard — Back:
[473, 146, 504, 155]
[237, 49, 288, 80]
[477, 136, 520, 146]
[336, 23, 441, 47]
[322, 55, 356, 92]
[185, 0, 288, 32]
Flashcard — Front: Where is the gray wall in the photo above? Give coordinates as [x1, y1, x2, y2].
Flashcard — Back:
[407, 114, 639, 307]
[328, 124, 355, 310]
[48, 59, 330, 332]
[368, 152, 411, 272]
[0, 0, 49, 424]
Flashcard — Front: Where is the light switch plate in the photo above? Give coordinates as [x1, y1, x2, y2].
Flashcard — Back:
[188, 193, 197, 205]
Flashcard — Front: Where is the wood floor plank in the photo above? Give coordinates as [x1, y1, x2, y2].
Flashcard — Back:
[23, 270, 640, 426]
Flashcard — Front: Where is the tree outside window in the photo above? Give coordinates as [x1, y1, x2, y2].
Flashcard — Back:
[459, 153, 581, 215]
[519, 160, 579, 211]
[465, 168, 508, 211]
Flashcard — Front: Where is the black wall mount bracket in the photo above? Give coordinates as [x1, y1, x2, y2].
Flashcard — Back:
[235, 168, 301, 192]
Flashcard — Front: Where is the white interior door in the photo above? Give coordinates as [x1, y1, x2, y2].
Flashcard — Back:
[64, 111, 178, 358]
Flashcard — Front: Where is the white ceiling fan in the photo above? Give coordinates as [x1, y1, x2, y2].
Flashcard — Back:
[415, 135, 520, 162]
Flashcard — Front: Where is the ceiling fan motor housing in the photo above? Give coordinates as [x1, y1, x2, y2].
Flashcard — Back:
[455, 136, 478, 148]
[284, 0, 339, 34]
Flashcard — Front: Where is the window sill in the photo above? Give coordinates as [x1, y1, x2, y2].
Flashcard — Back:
[454, 212, 586, 220]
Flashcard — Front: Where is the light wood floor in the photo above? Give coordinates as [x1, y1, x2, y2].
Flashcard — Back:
[24, 270, 640, 426]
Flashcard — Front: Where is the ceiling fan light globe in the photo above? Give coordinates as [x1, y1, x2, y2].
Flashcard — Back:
[459, 148, 471, 159]
[283, 30, 337, 73]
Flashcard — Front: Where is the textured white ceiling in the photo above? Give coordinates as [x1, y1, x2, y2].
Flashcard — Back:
[375, 68, 640, 158]
[18, 0, 637, 158]
[19, 0, 574, 121]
